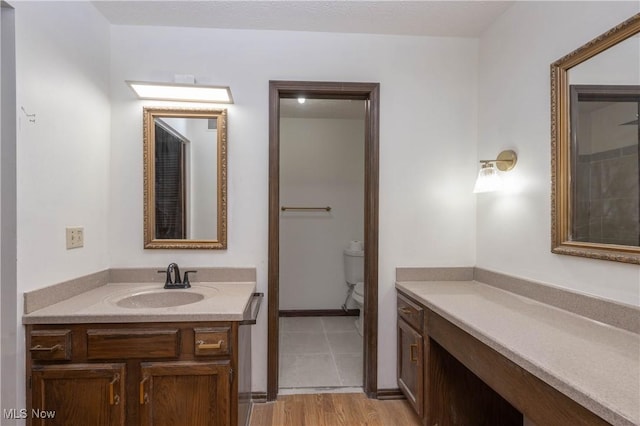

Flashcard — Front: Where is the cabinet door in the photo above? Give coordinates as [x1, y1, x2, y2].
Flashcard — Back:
[398, 318, 424, 417]
[139, 361, 231, 426]
[31, 363, 125, 426]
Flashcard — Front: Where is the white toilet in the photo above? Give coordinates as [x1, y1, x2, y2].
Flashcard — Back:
[351, 282, 365, 335]
[343, 243, 364, 336]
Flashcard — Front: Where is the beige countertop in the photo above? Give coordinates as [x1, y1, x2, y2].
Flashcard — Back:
[23, 282, 257, 324]
[396, 280, 640, 426]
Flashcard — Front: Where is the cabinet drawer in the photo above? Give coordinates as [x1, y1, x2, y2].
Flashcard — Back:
[87, 329, 179, 359]
[194, 327, 230, 356]
[397, 294, 424, 332]
[29, 329, 72, 361]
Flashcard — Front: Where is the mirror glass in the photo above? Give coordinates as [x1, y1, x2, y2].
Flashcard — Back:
[570, 86, 639, 246]
[143, 107, 227, 249]
[551, 15, 640, 263]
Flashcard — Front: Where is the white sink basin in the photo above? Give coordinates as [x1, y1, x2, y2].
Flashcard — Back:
[114, 290, 206, 309]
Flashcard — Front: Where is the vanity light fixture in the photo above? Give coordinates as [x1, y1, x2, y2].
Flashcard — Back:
[297, 97, 306, 104]
[473, 150, 517, 193]
[126, 81, 233, 104]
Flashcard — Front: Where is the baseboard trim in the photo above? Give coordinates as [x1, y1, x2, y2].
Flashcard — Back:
[251, 392, 268, 403]
[279, 309, 359, 317]
[250, 389, 403, 402]
[376, 388, 406, 400]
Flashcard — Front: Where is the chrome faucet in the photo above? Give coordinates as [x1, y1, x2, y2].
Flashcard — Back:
[158, 263, 196, 289]
[166, 263, 181, 288]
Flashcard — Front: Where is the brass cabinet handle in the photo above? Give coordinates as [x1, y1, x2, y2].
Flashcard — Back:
[139, 376, 149, 405]
[399, 307, 413, 315]
[196, 339, 223, 349]
[30, 344, 63, 352]
[410, 344, 418, 362]
[109, 374, 120, 406]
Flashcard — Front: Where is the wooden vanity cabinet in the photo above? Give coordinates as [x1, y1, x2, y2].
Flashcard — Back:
[397, 290, 522, 426]
[396, 294, 425, 417]
[26, 321, 250, 426]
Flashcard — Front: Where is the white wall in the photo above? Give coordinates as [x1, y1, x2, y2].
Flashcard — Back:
[0, 2, 17, 419]
[108, 25, 479, 390]
[11, 1, 111, 415]
[477, 1, 640, 305]
[570, 32, 640, 85]
[186, 119, 218, 239]
[16, 2, 111, 291]
[279, 116, 364, 310]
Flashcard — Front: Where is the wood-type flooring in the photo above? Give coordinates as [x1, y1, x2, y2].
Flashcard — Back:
[249, 393, 422, 426]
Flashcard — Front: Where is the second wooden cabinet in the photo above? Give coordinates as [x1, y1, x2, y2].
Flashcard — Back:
[140, 360, 230, 426]
[397, 290, 523, 426]
[397, 294, 424, 417]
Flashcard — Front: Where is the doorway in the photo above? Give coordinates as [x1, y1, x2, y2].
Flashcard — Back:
[268, 81, 379, 400]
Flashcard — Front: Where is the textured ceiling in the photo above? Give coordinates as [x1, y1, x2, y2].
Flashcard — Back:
[92, 1, 514, 37]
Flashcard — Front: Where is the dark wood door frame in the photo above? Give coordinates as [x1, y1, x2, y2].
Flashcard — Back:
[268, 80, 380, 400]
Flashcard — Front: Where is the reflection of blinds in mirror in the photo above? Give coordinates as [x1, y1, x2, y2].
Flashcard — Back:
[155, 123, 186, 239]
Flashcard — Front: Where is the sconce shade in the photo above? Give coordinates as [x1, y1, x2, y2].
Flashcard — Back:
[126, 81, 233, 104]
[473, 149, 517, 193]
[473, 163, 503, 193]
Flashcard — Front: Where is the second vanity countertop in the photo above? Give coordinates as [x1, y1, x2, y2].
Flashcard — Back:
[396, 280, 640, 426]
[23, 281, 257, 324]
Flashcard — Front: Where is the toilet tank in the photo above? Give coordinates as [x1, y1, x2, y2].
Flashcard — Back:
[343, 248, 364, 285]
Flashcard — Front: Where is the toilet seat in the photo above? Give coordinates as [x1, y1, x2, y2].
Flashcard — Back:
[352, 282, 365, 304]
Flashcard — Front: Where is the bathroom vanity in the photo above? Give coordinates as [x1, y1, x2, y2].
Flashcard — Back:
[23, 276, 259, 426]
[396, 276, 639, 426]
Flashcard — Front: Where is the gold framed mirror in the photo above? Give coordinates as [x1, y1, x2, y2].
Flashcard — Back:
[143, 107, 227, 249]
[551, 14, 640, 264]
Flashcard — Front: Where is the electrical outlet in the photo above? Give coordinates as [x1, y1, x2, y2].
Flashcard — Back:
[66, 226, 84, 249]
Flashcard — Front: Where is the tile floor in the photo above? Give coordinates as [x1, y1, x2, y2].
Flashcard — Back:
[279, 316, 363, 390]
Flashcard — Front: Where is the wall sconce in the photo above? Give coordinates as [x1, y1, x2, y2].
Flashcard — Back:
[473, 150, 517, 193]
[126, 81, 233, 104]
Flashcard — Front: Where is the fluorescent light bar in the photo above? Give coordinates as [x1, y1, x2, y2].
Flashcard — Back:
[126, 81, 233, 104]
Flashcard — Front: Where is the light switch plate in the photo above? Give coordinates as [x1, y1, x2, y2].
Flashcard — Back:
[66, 226, 84, 249]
